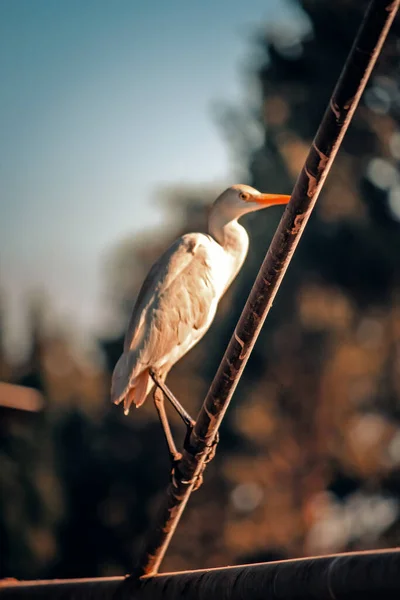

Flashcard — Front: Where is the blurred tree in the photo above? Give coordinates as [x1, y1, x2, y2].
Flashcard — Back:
[0, 296, 61, 579]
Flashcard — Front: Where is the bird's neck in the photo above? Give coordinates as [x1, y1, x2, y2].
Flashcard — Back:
[208, 212, 249, 260]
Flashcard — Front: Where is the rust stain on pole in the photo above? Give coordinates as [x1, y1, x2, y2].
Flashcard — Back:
[133, 0, 400, 581]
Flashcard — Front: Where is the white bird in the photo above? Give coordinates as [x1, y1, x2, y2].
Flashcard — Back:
[111, 184, 289, 457]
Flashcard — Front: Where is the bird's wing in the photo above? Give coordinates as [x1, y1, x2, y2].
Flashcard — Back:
[112, 233, 219, 406]
[123, 233, 217, 359]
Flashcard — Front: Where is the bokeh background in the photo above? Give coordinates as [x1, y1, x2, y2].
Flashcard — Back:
[2, 0, 400, 579]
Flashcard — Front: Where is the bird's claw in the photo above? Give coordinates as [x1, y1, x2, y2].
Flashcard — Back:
[184, 426, 220, 463]
[192, 472, 204, 491]
[170, 452, 183, 488]
[178, 469, 204, 491]
[170, 446, 204, 491]
[171, 451, 183, 465]
[203, 431, 220, 464]
[179, 431, 220, 491]
[167, 413, 219, 491]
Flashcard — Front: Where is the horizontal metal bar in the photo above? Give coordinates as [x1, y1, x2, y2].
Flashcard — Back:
[1, 549, 400, 599]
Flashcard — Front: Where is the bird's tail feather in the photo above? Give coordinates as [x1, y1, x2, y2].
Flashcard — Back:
[111, 351, 137, 405]
[120, 369, 153, 415]
[111, 352, 153, 415]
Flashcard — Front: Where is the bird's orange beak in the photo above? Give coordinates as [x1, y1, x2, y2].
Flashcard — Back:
[253, 193, 291, 206]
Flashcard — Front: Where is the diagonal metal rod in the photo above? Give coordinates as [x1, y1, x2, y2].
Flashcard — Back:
[134, 0, 399, 580]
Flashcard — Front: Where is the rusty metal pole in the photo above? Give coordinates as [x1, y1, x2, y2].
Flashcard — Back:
[134, 0, 399, 579]
[1, 550, 400, 599]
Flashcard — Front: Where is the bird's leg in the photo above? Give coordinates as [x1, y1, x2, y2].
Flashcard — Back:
[153, 387, 182, 465]
[149, 369, 196, 431]
[203, 431, 220, 464]
[150, 369, 219, 491]
[182, 429, 221, 491]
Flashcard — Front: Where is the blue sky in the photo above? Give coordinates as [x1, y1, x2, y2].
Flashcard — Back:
[0, 0, 304, 357]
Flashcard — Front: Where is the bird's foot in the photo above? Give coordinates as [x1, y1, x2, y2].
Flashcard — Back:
[204, 431, 220, 464]
[171, 450, 183, 465]
[169, 436, 204, 491]
[184, 427, 219, 461]
[192, 472, 204, 491]
[170, 452, 183, 489]
[175, 466, 204, 491]
[180, 431, 220, 491]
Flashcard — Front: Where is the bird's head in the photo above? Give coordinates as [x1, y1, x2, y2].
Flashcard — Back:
[213, 184, 291, 221]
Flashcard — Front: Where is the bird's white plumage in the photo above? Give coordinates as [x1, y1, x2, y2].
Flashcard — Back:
[111, 184, 290, 415]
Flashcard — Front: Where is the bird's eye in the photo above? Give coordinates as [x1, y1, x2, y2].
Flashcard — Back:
[240, 192, 250, 201]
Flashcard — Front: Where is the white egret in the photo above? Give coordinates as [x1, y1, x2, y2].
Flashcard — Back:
[111, 184, 290, 459]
